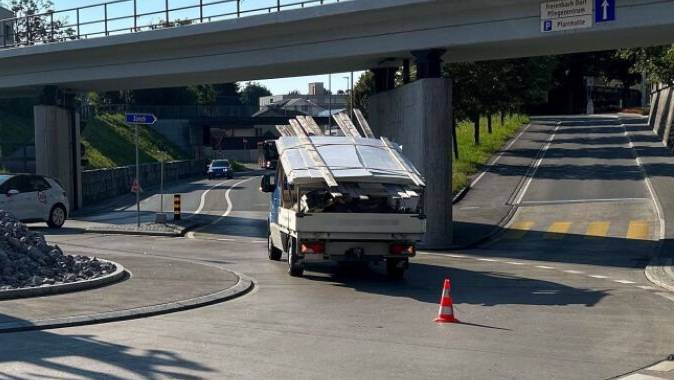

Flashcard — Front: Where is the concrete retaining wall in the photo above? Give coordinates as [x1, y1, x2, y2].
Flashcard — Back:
[81, 160, 206, 206]
[649, 85, 674, 147]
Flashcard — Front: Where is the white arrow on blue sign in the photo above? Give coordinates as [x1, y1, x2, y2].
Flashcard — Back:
[125, 113, 157, 125]
[595, 0, 615, 23]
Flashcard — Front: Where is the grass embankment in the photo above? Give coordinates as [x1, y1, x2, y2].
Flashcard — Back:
[453, 114, 529, 193]
[82, 113, 188, 169]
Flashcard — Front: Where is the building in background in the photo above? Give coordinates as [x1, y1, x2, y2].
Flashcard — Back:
[259, 82, 348, 117]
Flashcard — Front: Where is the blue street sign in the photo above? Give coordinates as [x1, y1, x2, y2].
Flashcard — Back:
[543, 20, 553, 32]
[125, 113, 157, 125]
[595, 0, 615, 23]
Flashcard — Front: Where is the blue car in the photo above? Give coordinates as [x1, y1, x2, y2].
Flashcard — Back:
[207, 159, 234, 179]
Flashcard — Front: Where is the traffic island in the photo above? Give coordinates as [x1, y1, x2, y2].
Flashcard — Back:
[0, 252, 253, 333]
[0, 211, 125, 297]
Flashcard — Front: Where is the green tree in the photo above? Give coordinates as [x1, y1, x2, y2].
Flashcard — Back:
[619, 45, 674, 85]
[213, 83, 241, 105]
[239, 82, 272, 106]
[6, 0, 74, 46]
[351, 71, 375, 116]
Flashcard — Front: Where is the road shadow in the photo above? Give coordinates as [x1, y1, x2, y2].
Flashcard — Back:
[0, 315, 214, 380]
[300, 261, 606, 308]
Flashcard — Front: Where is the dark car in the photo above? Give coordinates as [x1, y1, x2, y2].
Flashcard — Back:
[207, 159, 234, 179]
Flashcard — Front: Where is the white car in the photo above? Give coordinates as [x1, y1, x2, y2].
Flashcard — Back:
[0, 174, 70, 228]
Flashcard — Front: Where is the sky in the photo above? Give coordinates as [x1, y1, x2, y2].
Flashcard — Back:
[32, 0, 364, 95]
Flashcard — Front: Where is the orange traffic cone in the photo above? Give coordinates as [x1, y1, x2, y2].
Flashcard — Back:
[434, 278, 457, 323]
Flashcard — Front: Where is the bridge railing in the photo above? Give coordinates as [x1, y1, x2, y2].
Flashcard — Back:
[0, 0, 350, 49]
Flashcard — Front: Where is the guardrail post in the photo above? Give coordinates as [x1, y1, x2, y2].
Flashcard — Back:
[165, 0, 170, 25]
[277, 0, 281, 12]
[50, 12, 54, 41]
[76, 8, 80, 38]
[104, 3, 108, 36]
[237, 0, 240, 17]
[200, 0, 203, 22]
[133, 0, 137, 31]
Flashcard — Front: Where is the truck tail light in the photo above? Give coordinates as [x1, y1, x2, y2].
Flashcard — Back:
[301, 241, 325, 254]
[390, 243, 415, 255]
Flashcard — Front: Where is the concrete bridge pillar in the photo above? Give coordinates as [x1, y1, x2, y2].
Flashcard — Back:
[368, 75, 452, 249]
[34, 87, 82, 210]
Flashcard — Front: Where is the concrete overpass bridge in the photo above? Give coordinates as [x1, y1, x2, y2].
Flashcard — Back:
[2, 0, 674, 247]
[0, 0, 673, 93]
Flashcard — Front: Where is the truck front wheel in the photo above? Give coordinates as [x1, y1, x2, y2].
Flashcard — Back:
[287, 238, 304, 277]
[386, 258, 408, 279]
[268, 231, 282, 261]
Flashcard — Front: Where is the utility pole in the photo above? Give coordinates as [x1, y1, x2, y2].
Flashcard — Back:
[328, 74, 332, 135]
[350, 71, 354, 118]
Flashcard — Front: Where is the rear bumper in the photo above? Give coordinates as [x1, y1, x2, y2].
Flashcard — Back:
[299, 240, 416, 262]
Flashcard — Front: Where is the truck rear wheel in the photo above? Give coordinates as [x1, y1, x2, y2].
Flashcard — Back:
[268, 232, 282, 261]
[386, 258, 408, 279]
[287, 239, 304, 277]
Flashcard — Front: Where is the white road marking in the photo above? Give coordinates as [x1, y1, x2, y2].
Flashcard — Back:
[469, 124, 532, 188]
[477, 258, 498, 262]
[536, 265, 554, 269]
[614, 279, 636, 284]
[505, 261, 525, 265]
[637, 285, 657, 291]
[187, 177, 256, 239]
[185, 179, 233, 219]
[563, 270, 584, 275]
[513, 125, 560, 205]
[590, 275, 609, 279]
[519, 197, 650, 206]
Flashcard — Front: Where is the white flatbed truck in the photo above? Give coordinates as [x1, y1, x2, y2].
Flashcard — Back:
[260, 114, 426, 278]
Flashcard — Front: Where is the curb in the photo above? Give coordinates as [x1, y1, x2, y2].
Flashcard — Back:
[84, 220, 203, 237]
[0, 270, 254, 334]
[646, 255, 674, 292]
[0, 259, 126, 301]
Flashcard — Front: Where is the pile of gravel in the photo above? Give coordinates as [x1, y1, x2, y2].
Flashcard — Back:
[0, 211, 116, 290]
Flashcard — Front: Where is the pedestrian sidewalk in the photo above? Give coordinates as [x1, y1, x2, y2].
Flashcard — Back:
[451, 122, 557, 248]
[624, 120, 674, 292]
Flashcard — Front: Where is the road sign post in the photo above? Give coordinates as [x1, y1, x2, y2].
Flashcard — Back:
[125, 113, 157, 229]
[135, 123, 140, 228]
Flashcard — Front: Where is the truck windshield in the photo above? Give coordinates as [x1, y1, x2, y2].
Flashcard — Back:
[212, 160, 230, 168]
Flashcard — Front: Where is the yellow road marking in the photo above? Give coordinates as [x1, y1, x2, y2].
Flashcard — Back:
[544, 221, 572, 239]
[503, 221, 534, 240]
[626, 220, 649, 240]
[585, 221, 610, 238]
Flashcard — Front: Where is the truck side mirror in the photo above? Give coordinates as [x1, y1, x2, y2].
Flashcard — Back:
[260, 174, 276, 193]
[6, 189, 19, 197]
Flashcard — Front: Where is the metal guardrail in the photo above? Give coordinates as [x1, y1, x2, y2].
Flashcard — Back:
[0, 0, 350, 48]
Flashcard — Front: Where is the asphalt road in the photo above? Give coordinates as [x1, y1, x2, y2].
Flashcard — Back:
[1, 121, 674, 379]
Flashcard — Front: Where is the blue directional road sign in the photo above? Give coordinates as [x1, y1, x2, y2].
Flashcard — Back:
[125, 113, 157, 125]
[595, 0, 615, 23]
